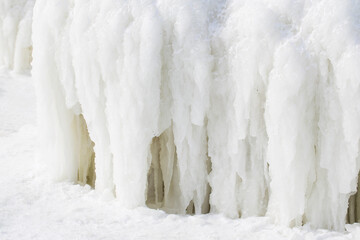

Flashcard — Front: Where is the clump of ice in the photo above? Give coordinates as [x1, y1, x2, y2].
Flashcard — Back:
[0, 0, 34, 72]
[30, 0, 360, 231]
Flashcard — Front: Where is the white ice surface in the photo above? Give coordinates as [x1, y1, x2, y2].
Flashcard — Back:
[2, 70, 360, 240]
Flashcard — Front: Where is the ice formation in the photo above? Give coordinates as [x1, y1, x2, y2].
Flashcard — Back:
[0, 0, 34, 72]
[12, 0, 360, 231]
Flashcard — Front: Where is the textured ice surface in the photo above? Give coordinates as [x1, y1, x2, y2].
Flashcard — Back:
[28, 0, 360, 231]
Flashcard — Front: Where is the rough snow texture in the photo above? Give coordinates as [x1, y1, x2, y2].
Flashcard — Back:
[0, 0, 34, 72]
[31, 0, 360, 231]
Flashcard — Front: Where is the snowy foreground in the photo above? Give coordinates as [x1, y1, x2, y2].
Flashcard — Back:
[0, 69, 360, 240]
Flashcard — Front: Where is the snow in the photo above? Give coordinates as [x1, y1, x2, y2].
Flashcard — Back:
[1, 68, 360, 240]
[30, 0, 360, 231]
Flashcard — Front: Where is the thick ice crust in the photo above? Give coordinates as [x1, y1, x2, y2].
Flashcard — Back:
[31, 0, 360, 231]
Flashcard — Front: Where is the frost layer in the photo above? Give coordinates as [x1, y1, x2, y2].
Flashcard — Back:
[0, 0, 34, 71]
[32, 0, 360, 230]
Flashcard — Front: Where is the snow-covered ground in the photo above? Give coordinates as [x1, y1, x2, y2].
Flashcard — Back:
[0, 68, 359, 240]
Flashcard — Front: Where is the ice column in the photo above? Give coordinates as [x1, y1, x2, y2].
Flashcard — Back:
[0, 0, 34, 71]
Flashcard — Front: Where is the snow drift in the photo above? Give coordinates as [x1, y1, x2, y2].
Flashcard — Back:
[0, 0, 34, 72]
[31, 0, 360, 231]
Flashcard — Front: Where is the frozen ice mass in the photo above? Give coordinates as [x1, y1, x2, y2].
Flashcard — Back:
[0, 0, 34, 72]
[2, 0, 360, 232]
